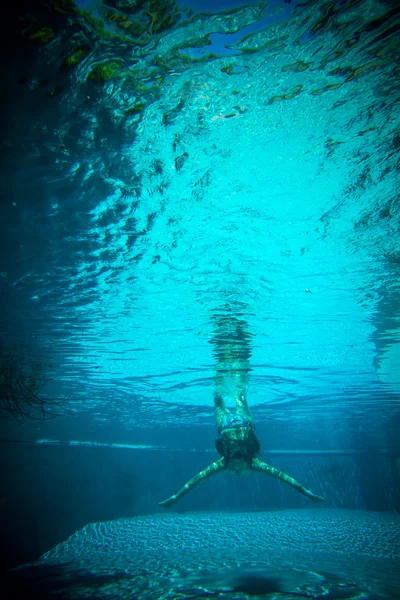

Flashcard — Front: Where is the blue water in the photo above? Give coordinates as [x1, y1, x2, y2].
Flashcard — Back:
[0, 0, 399, 597]
[1, 0, 399, 441]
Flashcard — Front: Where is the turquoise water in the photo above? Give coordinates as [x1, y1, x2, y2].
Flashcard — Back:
[1, 0, 398, 444]
[1, 1, 400, 597]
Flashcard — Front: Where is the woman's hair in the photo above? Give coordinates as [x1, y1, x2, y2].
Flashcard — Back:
[215, 429, 260, 465]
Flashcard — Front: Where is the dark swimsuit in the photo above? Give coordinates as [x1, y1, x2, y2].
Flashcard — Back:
[217, 413, 254, 435]
[215, 414, 258, 462]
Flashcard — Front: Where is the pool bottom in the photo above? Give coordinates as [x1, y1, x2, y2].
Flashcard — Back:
[7, 509, 400, 599]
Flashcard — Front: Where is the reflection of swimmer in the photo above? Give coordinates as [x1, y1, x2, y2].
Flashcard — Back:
[159, 389, 325, 507]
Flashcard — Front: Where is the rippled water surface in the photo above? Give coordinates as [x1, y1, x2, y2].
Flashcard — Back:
[1, 0, 399, 441]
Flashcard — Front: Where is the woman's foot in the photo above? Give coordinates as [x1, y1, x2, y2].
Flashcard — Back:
[310, 492, 325, 503]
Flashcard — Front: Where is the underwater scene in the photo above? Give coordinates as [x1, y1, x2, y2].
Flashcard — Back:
[1, 0, 399, 598]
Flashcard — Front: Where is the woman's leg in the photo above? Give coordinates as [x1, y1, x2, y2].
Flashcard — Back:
[214, 392, 230, 432]
[235, 389, 252, 422]
[212, 313, 252, 429]
[252, 458, 325, 503]
[232, 353, 252, 423]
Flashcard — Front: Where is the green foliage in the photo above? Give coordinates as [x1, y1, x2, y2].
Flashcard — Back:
[64, 48, 88, 68]
[51, 0, 77, 14]
[29, 27, 56, 44]
[148, 0, 179, 33]
[88, 60, 123, 83]
[125, 103, 146, 115]
[80, 10, 131, 42]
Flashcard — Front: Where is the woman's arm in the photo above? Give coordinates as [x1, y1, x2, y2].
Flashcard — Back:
[159, 458, 226, 507]
[251, 458, 325, 503]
